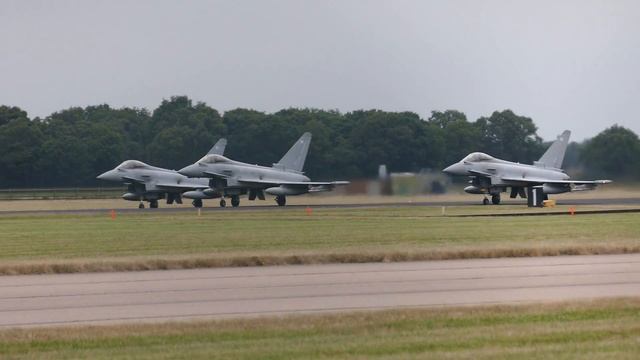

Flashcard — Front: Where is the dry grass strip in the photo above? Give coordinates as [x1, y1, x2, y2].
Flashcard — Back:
[2, 244, 639, 276]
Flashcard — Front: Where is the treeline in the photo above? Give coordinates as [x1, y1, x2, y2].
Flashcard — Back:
[0, 96, 638, 188]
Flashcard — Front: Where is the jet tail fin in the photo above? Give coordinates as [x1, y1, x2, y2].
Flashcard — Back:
[534, 130, 570, 169]
[207, 138, 227, 155]
[273, 132, 312, 172]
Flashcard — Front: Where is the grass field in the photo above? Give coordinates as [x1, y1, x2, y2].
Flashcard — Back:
[0, 206, 639, 274]
[0, 298, 638, 359]
[0, 187, 123, 200]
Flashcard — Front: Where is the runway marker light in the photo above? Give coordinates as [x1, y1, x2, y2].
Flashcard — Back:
[110, 209, 116, 220]
[305, 206, 312, 216]
[197, 208, 201, 217]
[569, 207, 576, 216]
[441, 206, 446, 216]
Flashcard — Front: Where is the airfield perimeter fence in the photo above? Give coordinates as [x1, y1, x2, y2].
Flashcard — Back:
[0, 187, 124, 200]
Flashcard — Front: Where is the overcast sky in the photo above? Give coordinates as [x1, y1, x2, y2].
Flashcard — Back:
[1, 0, 639, 141]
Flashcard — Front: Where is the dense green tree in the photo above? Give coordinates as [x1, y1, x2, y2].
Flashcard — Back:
[0, 117, 44, 187]
[147, 96, 225, 168]
[475, 110, 545, 163]
[0, 106, 29, 126]
[581, 125, 640, 179]
[428, 110, 480, 166]
[0, 98, 634, 188]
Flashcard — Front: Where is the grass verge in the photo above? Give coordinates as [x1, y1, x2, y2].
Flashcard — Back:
[0, 298, 638, 359]
[1, 207, 639, 275]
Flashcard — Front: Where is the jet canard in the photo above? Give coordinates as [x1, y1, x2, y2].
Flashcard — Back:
[178, 132, 349, 207]
[443, 130, 611, 205]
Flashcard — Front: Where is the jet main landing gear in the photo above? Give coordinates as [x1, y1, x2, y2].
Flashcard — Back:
[482, 194, 501, 205]
[219, 199, 226, 208]
[192, 199, 203, 208]
[231, 195, 240, 207]
[149, 199, 159, 208]
[138, 202, 145, 209]
[276, 195, 286, 206]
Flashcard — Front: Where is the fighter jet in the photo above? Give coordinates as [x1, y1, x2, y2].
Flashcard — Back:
[443, 130, 611, 205]
[97, 138, 227, 209]
[178, 132, 349, 207]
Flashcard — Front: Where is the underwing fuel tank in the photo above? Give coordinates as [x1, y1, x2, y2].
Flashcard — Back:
[464, 186, 486, 194]
[265, 186, 307, 196]
[121, 192, 140, 201]
[182, 190, 219, 199]
[542, 183, 571, 194]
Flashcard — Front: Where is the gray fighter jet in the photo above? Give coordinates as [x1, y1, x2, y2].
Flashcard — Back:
[97, 139, 227, 209]
[178, 132, 349, 207]
[443, 130, 611, 205]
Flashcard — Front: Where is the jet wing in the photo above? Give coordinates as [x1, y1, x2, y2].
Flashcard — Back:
[468, 170, 493, 177]
[155, 182, 209, 190]
[237, 179, 349, 187]
[203, 171, 232, 179]
[122, 176, 146, 184]
[501, 176, 612, 185]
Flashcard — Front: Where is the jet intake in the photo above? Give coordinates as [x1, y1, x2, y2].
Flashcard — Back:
[542, 183, 571, 194]
[248, 189, 266, 200]
[265, 186, 307, 196]
[464, 186, 486, 194]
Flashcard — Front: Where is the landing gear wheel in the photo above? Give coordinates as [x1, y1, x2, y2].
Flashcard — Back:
[231, 195, 240, 208]
[219, 199, 226, 208]
[276, 195, 286, 207]
[491, 194, 501, 205]
[192, 199, 203, 208]
[482, 198, 489, 206]
[138, 202, 145, 209]
[150, 200, 159, 209]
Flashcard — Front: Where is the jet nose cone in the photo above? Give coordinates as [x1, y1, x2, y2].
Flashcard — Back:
[178, 165, 198, 177]
[443, 163, 465, 175]
[97, 169, 117, 181]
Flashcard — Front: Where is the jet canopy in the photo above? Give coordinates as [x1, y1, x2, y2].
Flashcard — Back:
[198, 154, 230, 164]
[118, 160, 149, 170]
[462, 152, 494, 163]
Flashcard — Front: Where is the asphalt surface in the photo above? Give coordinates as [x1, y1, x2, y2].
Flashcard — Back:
[2, 197, 640, 216]
[1, 254, 639, 328]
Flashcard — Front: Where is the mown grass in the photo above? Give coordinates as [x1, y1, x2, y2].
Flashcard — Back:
[0, 298, 638, 359]
[0, 206, 639, 274]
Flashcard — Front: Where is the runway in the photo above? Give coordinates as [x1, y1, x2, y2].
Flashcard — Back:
[1, 254, 639, 328]
[2, 197, 640, 216]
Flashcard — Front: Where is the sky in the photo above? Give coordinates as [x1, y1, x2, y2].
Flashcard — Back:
[1, 0, 639, 141]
